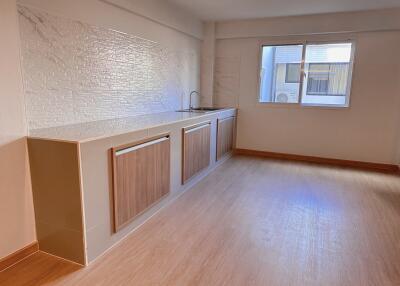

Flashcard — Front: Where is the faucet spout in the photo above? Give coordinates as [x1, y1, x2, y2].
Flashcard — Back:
[189, 91, 200, 110]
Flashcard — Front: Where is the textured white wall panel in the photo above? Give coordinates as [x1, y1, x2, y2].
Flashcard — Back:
[18, 5, 199, 130]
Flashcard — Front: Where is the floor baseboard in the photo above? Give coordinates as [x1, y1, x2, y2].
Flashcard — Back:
[234, 148, 399, 173]
[0, 242, 39, 272]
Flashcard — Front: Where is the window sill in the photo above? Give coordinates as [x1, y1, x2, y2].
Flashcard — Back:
[256, 102, 350, 110]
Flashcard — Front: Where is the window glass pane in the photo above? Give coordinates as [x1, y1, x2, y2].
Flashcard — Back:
[260, 45, 303, 103]
[307, 64, 329, 94]
[301, 43, 353, 106]
[286, 63, 301, 83]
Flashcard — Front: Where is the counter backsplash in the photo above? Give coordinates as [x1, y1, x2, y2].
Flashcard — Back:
[18, 5, 199, 130]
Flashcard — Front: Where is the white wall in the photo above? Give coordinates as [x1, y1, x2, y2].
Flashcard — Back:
[200, 22, 216, 107]
[0, 0, 36, 259]
[18, 0, 203, 130]
[18, 0, 202, 51]
[216, 8, 400, 39]
[101, 0, 203, 39]
[210, 10, 400, 164]
[396, 63, 400, 166]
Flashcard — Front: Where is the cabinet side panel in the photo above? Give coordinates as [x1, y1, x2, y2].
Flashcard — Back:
[28, 139, 85, 265]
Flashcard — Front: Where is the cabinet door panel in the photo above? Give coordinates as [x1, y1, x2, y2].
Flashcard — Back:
[182, 123, 211, 184]
[217, 117, 235, 161]
[112, 136, 170, 232]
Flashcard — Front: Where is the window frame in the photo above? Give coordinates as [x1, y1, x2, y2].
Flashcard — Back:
[258, 42, 305, 106]
[258, 39, 356, 108]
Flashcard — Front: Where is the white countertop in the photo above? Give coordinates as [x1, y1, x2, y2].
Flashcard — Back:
[28, 109, 236, 143]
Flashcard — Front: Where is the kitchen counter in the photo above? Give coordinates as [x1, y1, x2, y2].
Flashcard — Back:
[28, 107, 237, 265]
[29, 108, 236, 143]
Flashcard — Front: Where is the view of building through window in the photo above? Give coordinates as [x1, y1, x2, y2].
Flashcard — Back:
[260, 45, 303, 103]
[259, 42, 354, 107]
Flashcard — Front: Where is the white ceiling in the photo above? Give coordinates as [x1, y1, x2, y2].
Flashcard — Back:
[167, 0, 400, 21]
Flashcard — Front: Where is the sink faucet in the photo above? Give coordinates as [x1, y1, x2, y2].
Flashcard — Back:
[189, 91, 200, 110]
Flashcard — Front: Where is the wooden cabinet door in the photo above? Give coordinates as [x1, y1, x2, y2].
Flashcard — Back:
[217, 116, 235, 161]
[182, 122, 211, 184]
[112, 135, 170, 232]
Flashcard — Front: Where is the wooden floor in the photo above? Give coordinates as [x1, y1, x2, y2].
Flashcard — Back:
[2, 155, 400, 286]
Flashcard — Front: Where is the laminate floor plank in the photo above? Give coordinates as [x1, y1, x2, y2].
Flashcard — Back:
[1, 156, 400, 286]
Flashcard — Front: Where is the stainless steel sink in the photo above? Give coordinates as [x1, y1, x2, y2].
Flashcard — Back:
[176, 109, 206, 113]
[192, 107, 223, 111]
[176, 107, 224, 113]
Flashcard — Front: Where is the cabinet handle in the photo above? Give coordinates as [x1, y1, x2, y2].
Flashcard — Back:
[184, 123, 210, 134]
[115, 136, 169, 156]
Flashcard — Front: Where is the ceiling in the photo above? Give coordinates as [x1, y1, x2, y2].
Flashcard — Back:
[167, 0, 400, 21]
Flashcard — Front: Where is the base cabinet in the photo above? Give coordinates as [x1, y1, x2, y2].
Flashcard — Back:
[217, 116, 235, 161]
[28, 108, 236, 265]
[182, 122, 211, 184]
[112, 135, 170, 232]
